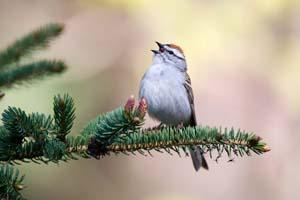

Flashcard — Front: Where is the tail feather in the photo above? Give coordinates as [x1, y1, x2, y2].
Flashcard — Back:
[190, 147, 209, 171]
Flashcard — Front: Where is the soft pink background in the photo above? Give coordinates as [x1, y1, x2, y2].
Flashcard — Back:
[0, 0, 299, 199]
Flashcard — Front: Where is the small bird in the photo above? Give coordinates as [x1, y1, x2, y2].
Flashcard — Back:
[139, 42, 208, 171]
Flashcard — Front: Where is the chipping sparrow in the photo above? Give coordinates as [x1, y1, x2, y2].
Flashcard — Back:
[139, 42, 208, 171]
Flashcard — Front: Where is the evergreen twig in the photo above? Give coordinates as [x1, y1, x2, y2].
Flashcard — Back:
[0, 23, 68, 199]
[0, 23, 66, 93]
[0, 94, 270, 164]
[53, 94, 75, 141]
[0, 60, 66, 87]
[0, 94, 271, 199]
[0, 23, 64, 69]
[0, 22, 271, 200]
[0, 164, 25, 200]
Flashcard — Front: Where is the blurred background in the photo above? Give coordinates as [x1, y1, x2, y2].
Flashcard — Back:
[0, 0, 300, 199]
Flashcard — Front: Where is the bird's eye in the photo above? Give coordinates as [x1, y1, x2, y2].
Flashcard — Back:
[168, 50, 174, 55]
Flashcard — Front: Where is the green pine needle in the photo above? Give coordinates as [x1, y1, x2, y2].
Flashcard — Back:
[0, 22, 271, 200]
[43, 139, 67, 162]
[108, 126, 270, 159]
[53, 94, 76, 141]
[2, 107, 28, 144]
[0, 94, 270, 199]
[0, 23, 64, 69]
[0, 60, 66, 87]
[0, 164, 25, 200]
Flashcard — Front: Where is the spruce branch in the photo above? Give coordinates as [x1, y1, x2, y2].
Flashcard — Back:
[83, 96, 145, 157]
[0, 60, 66, 87]
[108, 126, 270, 159]
[0, 94, 76, 164]
[0, 23, 64, 69]
[0, 23, 67, 94]
[85, 97, 270, 159]
[0, 22, 271, 200]
[0, 95, 270, 163]
[0, 164, 25, 200]
[0, 94, 270, 199]
[0, 22, 69, 199]
[53, 94, 75, 141]
[2, 107, 28, 145]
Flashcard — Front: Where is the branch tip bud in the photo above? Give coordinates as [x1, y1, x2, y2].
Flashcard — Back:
[124, 95, 135, 115]
[263, 146, 271, 152]
[137, 98, 147, 119]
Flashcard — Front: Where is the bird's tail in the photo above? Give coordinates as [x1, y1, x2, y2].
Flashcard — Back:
[189, 146, 209, 171]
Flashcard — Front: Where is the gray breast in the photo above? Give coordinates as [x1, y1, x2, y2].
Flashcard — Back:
[139, 65, 191, 125]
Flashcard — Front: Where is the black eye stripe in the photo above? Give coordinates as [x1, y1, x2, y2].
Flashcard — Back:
[167, 50, 184, 60]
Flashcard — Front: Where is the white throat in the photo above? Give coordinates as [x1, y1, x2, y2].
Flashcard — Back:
[152, 53, 187, 72]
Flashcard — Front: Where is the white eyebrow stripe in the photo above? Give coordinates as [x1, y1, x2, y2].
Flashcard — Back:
[164, 45, 185, 59]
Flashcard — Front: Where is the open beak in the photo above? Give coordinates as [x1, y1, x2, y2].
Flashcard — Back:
[151, 49, 159, 54]
[155, 41, 164, 52]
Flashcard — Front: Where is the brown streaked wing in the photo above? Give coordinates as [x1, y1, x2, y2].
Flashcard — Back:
[184, 72, 197, 126]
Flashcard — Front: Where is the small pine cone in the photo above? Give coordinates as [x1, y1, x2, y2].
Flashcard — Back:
[137, 98, 147, 119]
[124, 95, 135, 116]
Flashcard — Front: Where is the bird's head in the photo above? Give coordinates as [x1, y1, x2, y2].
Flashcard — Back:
[151, 41, 187, 71]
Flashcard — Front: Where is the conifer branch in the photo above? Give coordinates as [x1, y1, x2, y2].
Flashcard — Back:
[0, 22, 66, 199]
[107, 126, 269, 159]
[0, 94, 270, 199]
[0, 23, 64, 69]
[0, 60, 66, 87]
[0, 164, 25, 200]
[0, 22, 271, 200]
[84, 97, 270, 159]
[0, 23, 66, 94]
[53, 94, 75, 141]
[0, 94, 271, 164]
